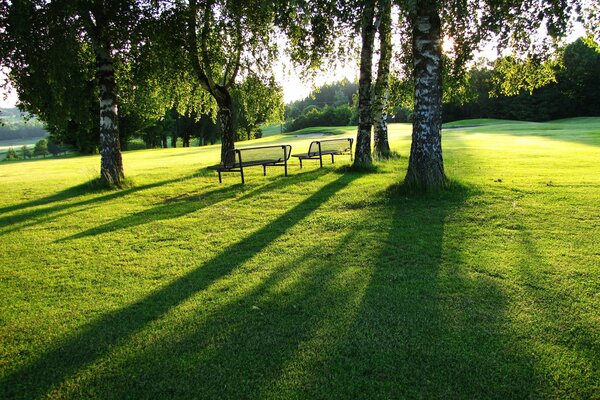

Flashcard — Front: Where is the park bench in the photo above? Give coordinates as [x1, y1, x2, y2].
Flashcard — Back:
[210, 144, 292, 184]
[292, 137, 354, 168]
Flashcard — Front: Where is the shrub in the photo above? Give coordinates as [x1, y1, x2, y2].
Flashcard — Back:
[21, 145, 33, 159]
[33, 139, 49, 158]
[4, 147, 20, 161]
[284, 104, 353, 132]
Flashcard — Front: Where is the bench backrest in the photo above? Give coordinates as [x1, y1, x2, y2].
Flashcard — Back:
[225, 144, 292, 167]
[308, 138, 353, 156]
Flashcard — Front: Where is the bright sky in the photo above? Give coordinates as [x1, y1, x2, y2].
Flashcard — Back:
[276, 62, 359, 104]
[0, 69, 18, 108]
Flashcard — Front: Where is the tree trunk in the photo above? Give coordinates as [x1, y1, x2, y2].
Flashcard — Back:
[373, 0, 392, 159]
[95, 44, 124, 185]
[353, 0, 378, 167]
[161, 134, 168, 148]
[404, 2, 446, 189]
[217, 91, 235, 165]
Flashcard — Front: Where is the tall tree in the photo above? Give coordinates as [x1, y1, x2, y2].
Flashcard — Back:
[372, 0, 393, 159]
[398, 0, 584, 189]
[79, 2, 126, 184]
[169, 0, 278, 164]
[233, 75, 284, 141]
[404, 0, 445, 187]
[0, 0, 150, 185]
[353, 0, 378, 167]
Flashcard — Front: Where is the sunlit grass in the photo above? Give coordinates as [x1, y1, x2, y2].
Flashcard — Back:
[0, 118, 598, 399]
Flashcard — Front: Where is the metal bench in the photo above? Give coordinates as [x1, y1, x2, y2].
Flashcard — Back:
[210, 144, 292, 184]
[292, 138, 354, 168]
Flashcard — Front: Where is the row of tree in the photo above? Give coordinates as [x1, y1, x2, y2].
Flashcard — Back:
[1, 0, 597, 189]
[2, 139, 67, 161]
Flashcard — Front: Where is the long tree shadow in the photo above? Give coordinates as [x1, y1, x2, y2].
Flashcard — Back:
[58, 168, 330, 241]
[297, 184, 540, 399]
[509, 228, 599, 398]
[32, 181, 532, 400]
[71, 230, 369, 399]
[0, 173, 202, 231]
[0, 172, 358, 400]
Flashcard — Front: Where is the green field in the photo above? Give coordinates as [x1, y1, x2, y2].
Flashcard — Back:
[0, 119, 599, 399]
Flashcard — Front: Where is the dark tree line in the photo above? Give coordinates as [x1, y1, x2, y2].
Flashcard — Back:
[445, 37, 600, 122]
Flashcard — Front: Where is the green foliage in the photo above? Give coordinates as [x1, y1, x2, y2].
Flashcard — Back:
[0, 0, 171, 156]
[284, 79, 412, 130]
[3, 146, 19, 161]
[233, 75, 284, 141]
[284, 104, 353, 132]
[491, 56, 557, 96]
[444, 37, 600, 122]
[285, 79, 358, 120]
[47, 139, 69, 157]
[20, 145, 32, 159]
[33, 139, 48, 158]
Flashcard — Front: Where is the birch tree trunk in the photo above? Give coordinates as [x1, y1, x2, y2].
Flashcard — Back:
[353, 0, 377, 167]
[95, 44, 124, 185]
[373, 0, 392, 159]
[404, 2, 446, 189]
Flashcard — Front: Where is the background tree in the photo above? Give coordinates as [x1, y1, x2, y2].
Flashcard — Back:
[21, 144, 32, 159]
[353, 0, 378, 167]
[0, 0, 156, 185]
[373, 0, 393, 159]
[233, 75, 284, 141]
[4, 147, 19, 161]
[33, 138, 48, 158]
[158, 0, 278, 164]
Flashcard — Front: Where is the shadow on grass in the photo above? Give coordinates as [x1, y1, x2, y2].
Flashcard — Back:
[90, 183, 540, 399]
[315, 183, 539, 398]
[58, 168, 330, 241]
[0, 173, 201, 231]
[0, 172, 358, 400]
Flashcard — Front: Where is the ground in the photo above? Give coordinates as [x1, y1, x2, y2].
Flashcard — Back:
[0, 119, 599, 399]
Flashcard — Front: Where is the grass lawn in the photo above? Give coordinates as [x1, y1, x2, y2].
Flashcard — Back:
[0, 118, 599, 399]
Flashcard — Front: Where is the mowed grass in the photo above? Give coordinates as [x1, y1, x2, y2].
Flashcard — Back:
[0, 118, 599, 399]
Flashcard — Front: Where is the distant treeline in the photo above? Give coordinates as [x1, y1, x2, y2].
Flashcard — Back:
[284, 37, 600, 130]
[0, 108, 48, 140]
[444, 38, 600, 122]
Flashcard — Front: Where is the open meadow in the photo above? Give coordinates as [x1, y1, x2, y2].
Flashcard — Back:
[0, 119, 599, 399]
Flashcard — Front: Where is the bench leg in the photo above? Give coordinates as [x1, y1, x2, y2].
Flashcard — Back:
[284, 159, 288, 176]
[263, 165, 267, 176]
[331, 154, 334, 163]
[319, 155, 323, 168]
[299, 158, 303, 168]
[218, 170, 222, 183]
[240, 165, 245, 184]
